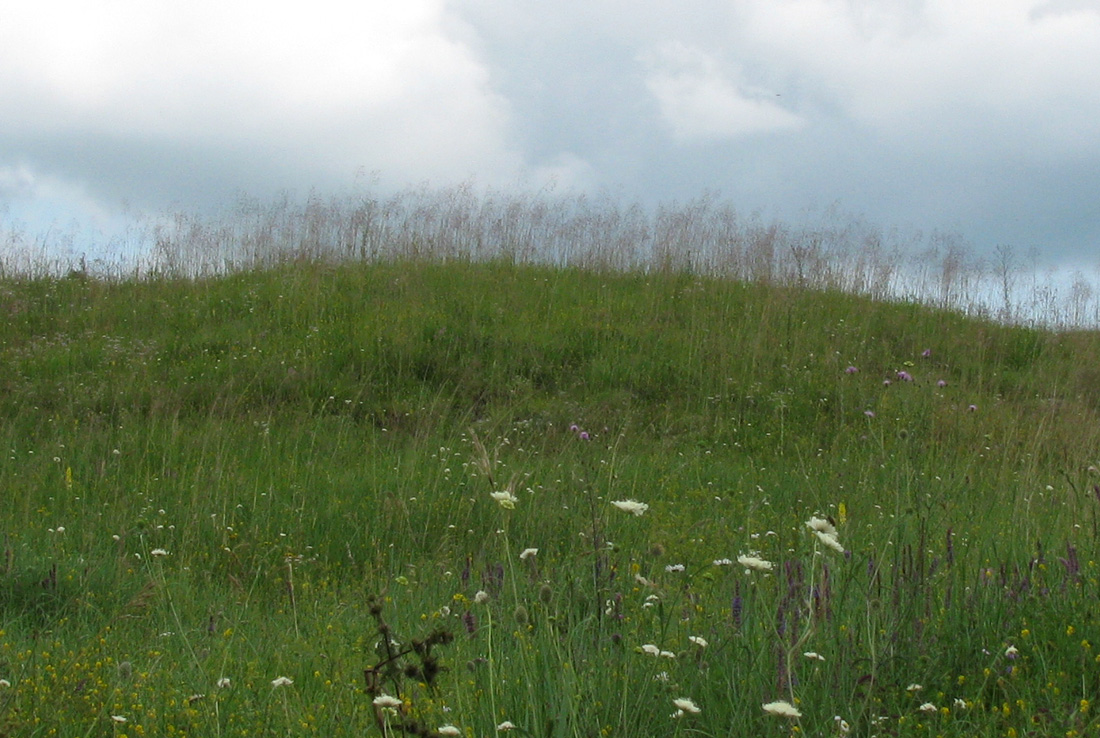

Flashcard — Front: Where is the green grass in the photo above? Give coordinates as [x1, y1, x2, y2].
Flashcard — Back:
[2, 258, 1100, 737]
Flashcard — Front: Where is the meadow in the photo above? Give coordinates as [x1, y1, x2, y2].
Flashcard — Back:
[2, 190, 1100, 737]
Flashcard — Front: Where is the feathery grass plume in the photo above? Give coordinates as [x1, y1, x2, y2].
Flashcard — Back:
[737, 553, 774, 572]
[763, 700, 801, 718]
[610, 499, 649, 516]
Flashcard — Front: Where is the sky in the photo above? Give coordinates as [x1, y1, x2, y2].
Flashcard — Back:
[1, 0, 1099, 269]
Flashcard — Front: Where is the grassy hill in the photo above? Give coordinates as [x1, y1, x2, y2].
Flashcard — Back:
[2, 258, 1100, 737]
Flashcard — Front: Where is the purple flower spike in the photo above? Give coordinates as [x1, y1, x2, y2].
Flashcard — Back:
[845, 366, 859, 374]
[897, 370, 913, 382]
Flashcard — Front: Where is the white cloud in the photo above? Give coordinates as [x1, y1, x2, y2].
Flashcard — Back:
[729, 0, 1100, 157]
[643, 43, 804, 142]
[0, 0, 525, 187]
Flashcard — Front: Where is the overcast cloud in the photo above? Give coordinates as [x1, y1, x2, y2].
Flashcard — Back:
[1, 0, 1098, 266]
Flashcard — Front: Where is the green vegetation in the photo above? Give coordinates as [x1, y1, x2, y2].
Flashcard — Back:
[2, 257, 1100, 737]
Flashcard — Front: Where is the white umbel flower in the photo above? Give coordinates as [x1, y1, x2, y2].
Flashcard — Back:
[610, 499, 649, 516]
[763, 700, 802, 718]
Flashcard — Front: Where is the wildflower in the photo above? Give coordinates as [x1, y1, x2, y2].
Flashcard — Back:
[713, 558, 733, 566]
[641, 644, 661, 656]
[919, 702, 937, 714]
[883, 379, 891, 386]
[373, 694, 402, 708]
[496, 721, 517, 731]
[834, 715, 850, 734]
[216, 677, 231, 688]
[610, 499, 649, 516]
[815, 530, 845, 553]
[953, 698, 967, 709]
[763, 700, 801, 718]
[665, 564, 685, 573]
[54, 526, 65, 533]
[968, 404, 977, 412]
[150, 548, 169, 557]
[438, 726, 462, 737]
[1005, 645, 1019, 658]
[271, 676, 294, 688]
[688, 636, 708, 648]
[922, 348, 932, 357]
[579, 431, 590, 441]
[659, 650, 677, 659]
[906, 684, 923, 692]
[845, 366, 859, 374]
[490, 490, 517, 509]
[806, 516, 837, 537]
[672, 697, 701, 714]
[737, 554, 774, 572]
[0, 679, 10, 688]
[804, 651, 825, 661]
[519, 548, 538, 560]
[937, 379, 947, 387]
[474, 590, 490, 604]
[864, 409, 875, 417]
[897, 370, 913, 381]
[635, 573, 653, 586]
[111, 715, 127, 723]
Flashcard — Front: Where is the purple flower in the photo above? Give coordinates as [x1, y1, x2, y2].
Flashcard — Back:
[968, 404, 978, 412]
[937, 379, 947, 387]
[579, 431, 590, 441]
[569, 424, 579, 433]
[897, 370, 913, 382]
[922, 348, 932, 358]
[845, 366, 859, 374]
[883, 379, 891, 386]
[864, 410, 875, 418]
